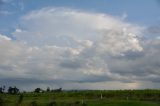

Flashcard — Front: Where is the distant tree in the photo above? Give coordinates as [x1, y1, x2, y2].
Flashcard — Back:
[0, 86, 5, 93]
[54, 88, 62, 92]
[34, 88, 41, 93]
[8, 86, 12, 94]
[13, 86, 19, 94]
[0, 87, 3, 93]
[8, 86, 19, 94]
[2, 86, 5, 93]
[46, 87, 50, 92]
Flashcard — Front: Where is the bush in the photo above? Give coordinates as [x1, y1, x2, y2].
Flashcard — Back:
[30, 101, 38, 106]
[75, 101, 80, 105]
[0, 97, 5, 106]
[47, 101, 57, 106]
[82, 103, 87, 106]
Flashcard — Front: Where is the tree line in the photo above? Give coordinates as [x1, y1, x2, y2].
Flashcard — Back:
[0, 86, 62, 94]
[0, 86, 19, 94]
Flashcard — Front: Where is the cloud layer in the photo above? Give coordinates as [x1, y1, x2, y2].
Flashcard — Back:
[0, 7, 160, 90]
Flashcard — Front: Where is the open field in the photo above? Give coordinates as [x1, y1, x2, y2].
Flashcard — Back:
[0, 90, 160, 106]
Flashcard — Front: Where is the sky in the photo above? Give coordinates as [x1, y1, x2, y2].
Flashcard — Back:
[0, 0, 160, 91]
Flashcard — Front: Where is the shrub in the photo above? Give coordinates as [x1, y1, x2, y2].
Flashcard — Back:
[75, 101, 80, 105]
[47, 101, 57, 106]
[0, 97, 5, 106]
[82, 103, 87, 106]
[30, 101, 38, 106]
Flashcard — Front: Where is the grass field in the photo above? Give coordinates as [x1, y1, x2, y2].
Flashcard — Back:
[0, 90, 160, 106]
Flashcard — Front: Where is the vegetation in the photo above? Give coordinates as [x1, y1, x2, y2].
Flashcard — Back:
[0, 86, 160, 106]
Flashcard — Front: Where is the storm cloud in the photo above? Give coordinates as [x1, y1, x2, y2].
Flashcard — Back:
[0, 7, 160, 90]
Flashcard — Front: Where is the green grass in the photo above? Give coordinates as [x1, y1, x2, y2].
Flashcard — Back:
[87, 100, 159, 106]
[0, 90, 160, 106]
[5, 100, 159, 106]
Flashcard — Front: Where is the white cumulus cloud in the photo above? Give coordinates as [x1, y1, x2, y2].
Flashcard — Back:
[2, 7, 159, 90]
[13, 7, 143, 54]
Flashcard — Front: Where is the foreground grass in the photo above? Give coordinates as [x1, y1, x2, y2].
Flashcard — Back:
[3, 100, 160, 106]
[87, 100, 159, 106]
[0, 90, 160, 106]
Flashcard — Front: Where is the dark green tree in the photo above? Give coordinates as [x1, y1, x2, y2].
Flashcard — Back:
[8, 86, 19, 94]
[34, 88, 41, 93]
[46, 87, 50, 92]
[0, 87, 3, 93]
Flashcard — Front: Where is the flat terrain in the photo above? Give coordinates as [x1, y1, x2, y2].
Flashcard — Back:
[0, 90, 160, 106]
